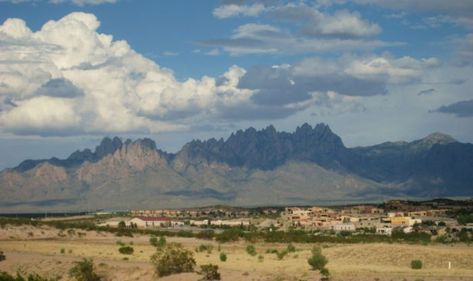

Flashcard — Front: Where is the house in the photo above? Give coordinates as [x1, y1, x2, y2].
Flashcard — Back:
[376, 225, 393, 235]
[190, 219, 210, 226]
[390, 216, 421, 226]
[355, 216, 381, 229]
[332, 223, 356, 232]
[129, 217, 172, 228]
[210, 219, 251, 227]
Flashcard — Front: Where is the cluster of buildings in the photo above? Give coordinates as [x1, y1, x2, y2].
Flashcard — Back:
[96, 200, 472, 236]
[282, 204, 453, 235]
[130, 207, 253, 219]
[98, 216, 251, 229]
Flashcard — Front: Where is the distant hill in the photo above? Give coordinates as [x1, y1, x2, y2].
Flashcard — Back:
[1, 123, 472, 212]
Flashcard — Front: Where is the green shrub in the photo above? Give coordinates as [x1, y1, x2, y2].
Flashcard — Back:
[158, 236, 167, 247]
[196, 230, 215, 240]
[69, 258, 101, 281]
[60, 248, 65, 254]
[0, 251, 5, 261]
[286, 243, 296, 253]
[246, 245, 257, 256]
[258, 255, 264, 262]
[411, 260, 423, 269]
[308, 247, 329, 276]
[118, 246, 134, 255]
[266, 248, 278, 254]
[149, 236, 158, 247]
[219, 252, 227, 262]
[196, 244, 214, 254]
[149, 236, 166, 248]
[150, 243, 196, 277]
[215, 229, 242, 243]
[276, 250, 288, 260]
[198, 264, 221, 281]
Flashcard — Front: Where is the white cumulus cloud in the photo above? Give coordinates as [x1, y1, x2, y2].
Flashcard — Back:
[0, 12, 253, 136]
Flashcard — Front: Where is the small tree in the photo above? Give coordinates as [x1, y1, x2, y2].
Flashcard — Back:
[411, 260, 423, 269]
[308, 247, 329, 278]
[118, 221, 126, 228]
[118, 246, 134, 255]
[158, 236, 167, 248]
[150, 243, 196, 277]
[198, 264, 221, 281]
[149, 236, 158, 247]
[219, 252, 227, 262]
[69, 258, 101, 281]
[276, 249, 288, 260]
[246, 245, 257, 256]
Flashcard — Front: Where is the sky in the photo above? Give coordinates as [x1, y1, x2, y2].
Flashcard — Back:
[0, 0, 472, 170]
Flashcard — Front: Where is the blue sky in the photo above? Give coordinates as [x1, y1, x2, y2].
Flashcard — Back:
[0, 0, 472, 169]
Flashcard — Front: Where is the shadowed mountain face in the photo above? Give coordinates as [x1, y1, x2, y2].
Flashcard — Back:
[0, 123, 472, 212]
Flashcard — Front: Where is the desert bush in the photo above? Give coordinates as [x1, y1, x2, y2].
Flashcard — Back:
[246, 245, 257, 256]
[266, 248, 278, 254]
[69, 258, 101, 281]
[276, 249, 288, 260]
[149, 235, 166, 248]
[196, 244, 213, 254]
[115, 229, 133, 237]
[215, 229, 242, 243]
[198, 264, 221, 281]
[158, 236, 166, 247]
[219, 252, 227, 262]
[196, 230, 214, 240]
[0, 251, 5, 262]
[411, 260, 423, 269]
[118, 246, 134, 255]
[60, 248, 65, 254]
[258, 255, 264, 262]
[150, 243, 196, 277]
[457, 212, 473, 225]
[286, 243, 296, 253]
[149, 236, 158, 246]
[308, 247, 329, 277]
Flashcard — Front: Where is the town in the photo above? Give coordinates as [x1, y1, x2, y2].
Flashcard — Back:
[97, 199, 473, 241]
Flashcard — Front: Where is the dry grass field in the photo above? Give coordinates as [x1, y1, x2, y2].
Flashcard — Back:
[1, 225, 473, 281]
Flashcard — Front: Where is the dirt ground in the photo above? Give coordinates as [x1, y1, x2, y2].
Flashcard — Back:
[1, 224, 473, 281]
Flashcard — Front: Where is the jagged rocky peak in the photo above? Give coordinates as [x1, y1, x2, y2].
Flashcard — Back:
[294, 122, 345, 147]
[130, 138, 157, 150]
[95, 136, 123, 158]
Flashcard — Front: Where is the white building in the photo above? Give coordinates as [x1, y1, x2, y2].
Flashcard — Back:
[376, 225, 393, 236]
[332, 223, 356, 232]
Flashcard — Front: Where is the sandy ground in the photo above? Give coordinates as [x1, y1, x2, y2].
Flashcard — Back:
[1, 224, 473, 281]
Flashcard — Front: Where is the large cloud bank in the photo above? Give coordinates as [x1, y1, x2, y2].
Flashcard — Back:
[0, 12, 439, 136]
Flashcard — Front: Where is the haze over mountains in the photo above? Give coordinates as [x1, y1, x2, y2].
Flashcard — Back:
[0, 123, 472, 212]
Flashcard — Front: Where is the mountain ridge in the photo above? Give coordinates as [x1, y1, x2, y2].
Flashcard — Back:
[1, 123, 472, 212]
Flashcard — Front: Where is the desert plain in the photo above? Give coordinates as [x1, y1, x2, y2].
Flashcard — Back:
[1, 224, 473, 281]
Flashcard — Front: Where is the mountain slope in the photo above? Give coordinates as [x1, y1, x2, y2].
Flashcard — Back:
[0, 123, 472, 212]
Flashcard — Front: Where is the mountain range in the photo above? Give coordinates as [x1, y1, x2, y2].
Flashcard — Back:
[0, 123, 472, 212]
